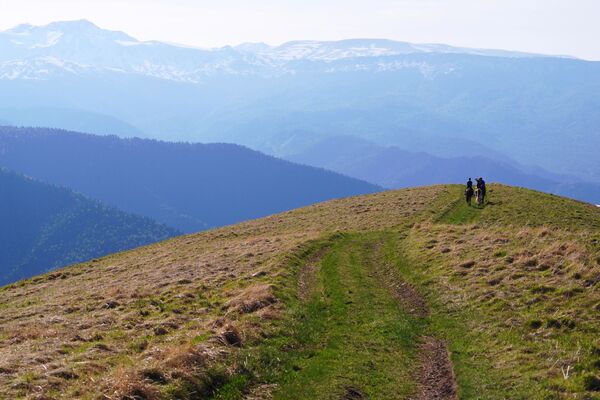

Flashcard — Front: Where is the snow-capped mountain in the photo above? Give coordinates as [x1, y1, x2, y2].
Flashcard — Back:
[1, 20, 597, 188]
[0, 20, 246, 82]
[242, 39, 547, 62]
[0, 20, 561, 82]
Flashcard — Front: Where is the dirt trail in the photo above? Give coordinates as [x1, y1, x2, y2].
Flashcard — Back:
[298, 246, 329, 301]
[415, 337, 458, 400]
[378, 260, 430, 318]
[370, 241, 458, 400]
[278, 234, 458, 399]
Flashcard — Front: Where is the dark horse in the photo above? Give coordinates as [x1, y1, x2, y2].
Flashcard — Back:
[465, 187, 474, 206]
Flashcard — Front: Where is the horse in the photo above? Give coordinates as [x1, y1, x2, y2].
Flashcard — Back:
[474, 188, 484, 207]
[465, 187, 474, 206]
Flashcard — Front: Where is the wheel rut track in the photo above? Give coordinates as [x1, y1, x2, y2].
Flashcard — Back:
[377, 259, 429, 318]
[298, 245, 330, 301]
[415, 337, 458, 400]
[280, 234, 459, 399]
[369, 241, 458, 400]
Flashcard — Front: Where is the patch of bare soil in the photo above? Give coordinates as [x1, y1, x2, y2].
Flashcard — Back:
[342, 385, 366, 399]
[377, 260, 429, 318]
[387, 274, 430, 318]
[367, 240, 429, 318]
[370, 242, 457, 398]
[415, 336, 458, 400]
[298, 246, 330, 301]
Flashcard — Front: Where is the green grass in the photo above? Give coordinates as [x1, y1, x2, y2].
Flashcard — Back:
[394, 238, 537, 399]
[438, 184, 600, 231]
[270, 233, 425, 399]
[403, 186, 600, 399]
[208, 232, 429, 399]
[437, 194, 483, 225]
[199, 186, 600, 399]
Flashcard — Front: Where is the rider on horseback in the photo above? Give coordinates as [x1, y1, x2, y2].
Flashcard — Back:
[476, 177, 486, 205]
[465, 178, 474, 206]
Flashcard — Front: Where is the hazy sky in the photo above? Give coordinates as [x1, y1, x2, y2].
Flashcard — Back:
[1, 0, 598, 60]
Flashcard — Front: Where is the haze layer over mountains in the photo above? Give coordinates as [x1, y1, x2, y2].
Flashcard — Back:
[0, 127, 379, 233]
[1, 20, 598, 204]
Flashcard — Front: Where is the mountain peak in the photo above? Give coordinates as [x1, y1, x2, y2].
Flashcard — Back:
[4, 19, 134, 42]
[46, 19, 100, 31]
[235, 42, 272, 53]
[5, 23, 34, 34]
[5, 19, 99, 34]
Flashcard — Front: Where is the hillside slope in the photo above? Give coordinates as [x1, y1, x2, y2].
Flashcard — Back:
[0, 126, 380, 232]
[0, 185, 598, 399]
[0, 168, 178, 286]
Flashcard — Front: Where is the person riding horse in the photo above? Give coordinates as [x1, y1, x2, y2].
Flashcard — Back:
[476, 177, 486, 206]
[465, 178, 474, 206]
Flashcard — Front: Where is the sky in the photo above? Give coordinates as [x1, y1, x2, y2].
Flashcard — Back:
[1, 0, 598, 60]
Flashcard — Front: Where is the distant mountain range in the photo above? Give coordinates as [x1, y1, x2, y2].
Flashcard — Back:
[0, 106, 144, 137]
[0, 20, 559, 82]
[0, 20, 598, 188]
[0, 126, 380, 232]
[0, 168, 178, 285]
[286, 136, 600, 204]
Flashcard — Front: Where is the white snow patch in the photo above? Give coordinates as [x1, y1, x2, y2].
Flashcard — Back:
[116, 40, 143, 47]
[30, 31, 63, 48]
[0, 57, 91, 80]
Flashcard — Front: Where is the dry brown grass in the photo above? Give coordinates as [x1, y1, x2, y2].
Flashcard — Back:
[5, 184, 595, 398]
[160, 344, 208, 371]
[0, 186, 447, 399]
[225, 284, 277, 314]
[102, 368, 161, 400]
[406, 220, 600, 394]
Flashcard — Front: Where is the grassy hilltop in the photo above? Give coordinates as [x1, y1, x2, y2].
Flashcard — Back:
[0, 184, 599, 399]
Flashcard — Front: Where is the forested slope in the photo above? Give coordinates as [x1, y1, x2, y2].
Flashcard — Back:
[0, 126, 380, 232]
[0, 168, 178, 285]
